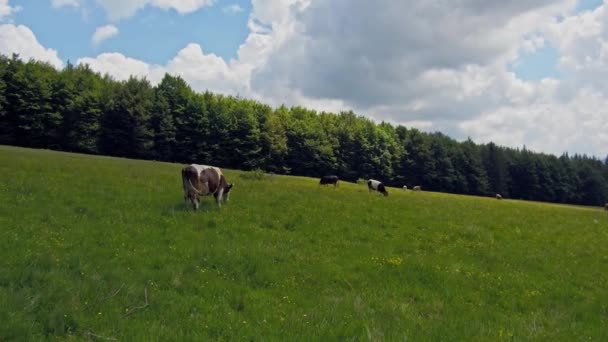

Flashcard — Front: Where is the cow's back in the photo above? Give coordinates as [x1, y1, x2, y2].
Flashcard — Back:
[201, 167, 225, 194]
[182, 165, 201, 187]
[368, 179, 381, 189]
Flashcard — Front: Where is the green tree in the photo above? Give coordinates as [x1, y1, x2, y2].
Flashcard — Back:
[3, 56, 59, 148]
[59, 64, 105, 153]
[260, 105, 289, 173]
[481, 142, 509, 196]
[0, 55, 10, 144]
[152, 74, 194, 161]
[99, 77, 154, 158]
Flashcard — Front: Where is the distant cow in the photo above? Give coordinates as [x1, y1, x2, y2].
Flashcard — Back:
[413, 186, 422, 191]
[319, 175, 339, 187]
[181, 164, 234, 210]
[496, 194, 503, 200]
[368, 179, 389, 196]
[605, 202, 608, 211]
[403, 185, 408, 190]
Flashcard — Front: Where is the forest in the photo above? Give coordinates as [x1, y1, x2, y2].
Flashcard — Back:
[1, 54, 607, 206]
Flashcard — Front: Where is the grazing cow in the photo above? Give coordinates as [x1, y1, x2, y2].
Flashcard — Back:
[605, 202, 608, 211]
[403, 185, 408, 190]
[367, 179, 389, 196]
[319, 175, 339, 187]
[496, 194, 503, 200]
[413, 186, 422, 191]
[181, 164, 234, 210]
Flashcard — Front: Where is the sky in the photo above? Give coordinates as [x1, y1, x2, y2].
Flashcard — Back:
[1, 0, 607, 158]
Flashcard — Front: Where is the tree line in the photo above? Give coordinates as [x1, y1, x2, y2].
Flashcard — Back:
[1, 54, 607, 206]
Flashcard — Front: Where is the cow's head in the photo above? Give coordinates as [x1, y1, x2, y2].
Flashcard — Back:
[225, 183, 234, 193]
[383, 190, 389, 197]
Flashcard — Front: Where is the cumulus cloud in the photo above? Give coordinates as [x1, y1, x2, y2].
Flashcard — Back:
[251, 0, 575, 108]
[50, 0, 81, 8]
[0, 0, 21, 20]
[77, 52, 164, 81]
[77, 0, 303, 96]
[95, 0, 215, 20]
[76, 0, 608, 156]
[241, 0, 608, 156]
[0, 24, 63, 68]
[460, 87, 608, 155]
[222, 4, 243, 14]
[92, 24, 119, 46]
[77, 43, 245, 96]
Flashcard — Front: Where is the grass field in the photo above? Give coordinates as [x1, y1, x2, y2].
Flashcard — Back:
[1, 145, 607, 341]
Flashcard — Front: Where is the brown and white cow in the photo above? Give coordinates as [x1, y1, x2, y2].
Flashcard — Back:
[496, 194, 503, 200]
[181, 164, 233, 210]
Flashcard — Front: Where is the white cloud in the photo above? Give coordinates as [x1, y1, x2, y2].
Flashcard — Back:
[50, 0, 80, 8]
[459, 87, 608, 156]
[152, 0, 215, 13]
[95, 0, 215, 20]
[222, 4, 243, 14]
[0, 0, 21, 20]
[77, 0, 304, 96]
[74, 0, 608, 157]
[76, 43, 245, 95]
[0, 24, 63, 68]
[92, 24, 119, 46]
[77, 52, 164, 81]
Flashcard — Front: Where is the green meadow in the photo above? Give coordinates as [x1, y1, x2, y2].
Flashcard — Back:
[1, 145, 607, 341]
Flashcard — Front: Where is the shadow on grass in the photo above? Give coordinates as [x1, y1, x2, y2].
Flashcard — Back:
[166, 200, 223, 215]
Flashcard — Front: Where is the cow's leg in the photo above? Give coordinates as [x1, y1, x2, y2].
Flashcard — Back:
[191, 194, 199, 210]
[215, 188, 224, 207]
[224, 191, 230, 202]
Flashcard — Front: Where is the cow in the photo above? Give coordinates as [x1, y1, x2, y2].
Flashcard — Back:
[181, 164, 234, 210]
[496, 194, 503, 200]
[319, 175, 339, 187]
[413, 186, 422, 191]
[367, 179, 389, 196]
[403, 185, 408, 190]
[605, 202, 608, 211]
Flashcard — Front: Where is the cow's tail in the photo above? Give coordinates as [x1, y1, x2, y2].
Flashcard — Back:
[181, 168, 190, 201]
[184, 179, 202, 195]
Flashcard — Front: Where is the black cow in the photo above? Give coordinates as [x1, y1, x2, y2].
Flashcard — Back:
[319, 175, 339, 187]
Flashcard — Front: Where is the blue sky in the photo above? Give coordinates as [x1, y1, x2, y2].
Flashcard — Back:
[510, 0, 604, 81]
[575, 0, 604, 12]
[11, 0, 251, 64]
[511, 45, 561, 81]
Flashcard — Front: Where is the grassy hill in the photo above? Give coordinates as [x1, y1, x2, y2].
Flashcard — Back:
[1, 145, 607, 341]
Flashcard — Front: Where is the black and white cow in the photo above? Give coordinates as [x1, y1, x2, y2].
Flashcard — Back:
[367, 179, 388, 196]
[319, 175, 339, 187]
[181, 164, 234, 210]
